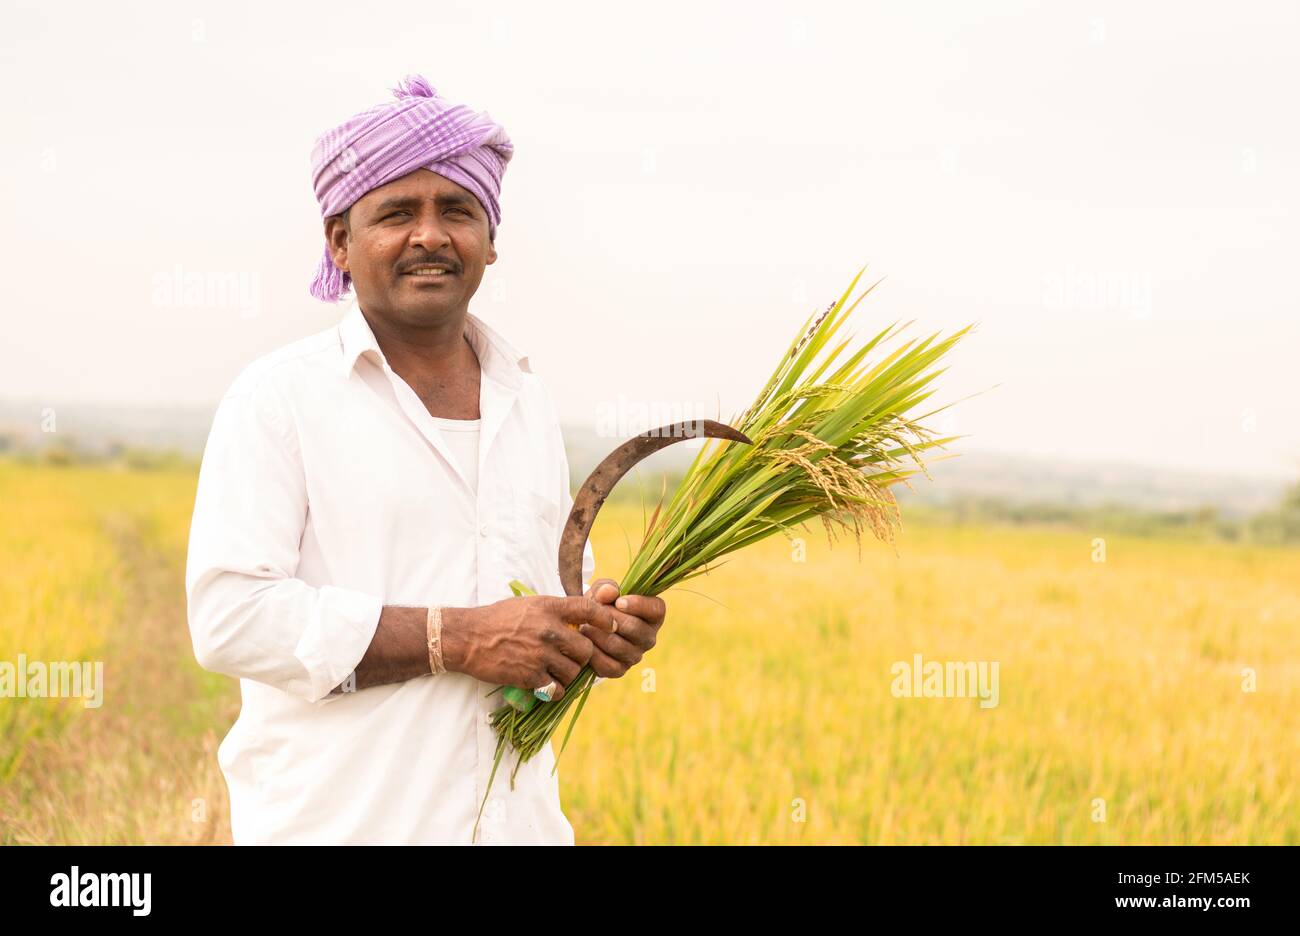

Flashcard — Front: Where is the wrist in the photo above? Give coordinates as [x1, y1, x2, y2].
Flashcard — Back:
[438, 606, 473, 674]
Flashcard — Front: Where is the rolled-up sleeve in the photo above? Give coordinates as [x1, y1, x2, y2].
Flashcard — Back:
[185, 373, 382, 704]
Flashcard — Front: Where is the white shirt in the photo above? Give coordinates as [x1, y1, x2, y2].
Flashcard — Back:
[185, 301, 595, 845]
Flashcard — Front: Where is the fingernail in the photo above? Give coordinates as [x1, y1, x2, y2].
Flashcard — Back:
[616, 597, 628, 610]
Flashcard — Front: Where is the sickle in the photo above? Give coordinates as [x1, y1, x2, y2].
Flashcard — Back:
[557, 419, 753, 597]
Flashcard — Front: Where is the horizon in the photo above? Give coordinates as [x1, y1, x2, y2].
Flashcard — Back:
[2, 392, 1294, 510]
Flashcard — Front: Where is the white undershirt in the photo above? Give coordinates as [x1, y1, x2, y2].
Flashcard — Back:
[428, 415, 481, 496]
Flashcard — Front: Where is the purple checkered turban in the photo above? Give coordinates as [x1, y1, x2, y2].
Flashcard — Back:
[308, 74, 514, 302]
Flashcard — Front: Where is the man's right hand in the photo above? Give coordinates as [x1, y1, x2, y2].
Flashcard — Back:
[439, 596, 618, 701]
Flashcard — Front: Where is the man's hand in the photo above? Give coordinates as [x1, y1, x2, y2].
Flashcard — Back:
[440, 595, 617, 701]
[580, 578, 667, 679]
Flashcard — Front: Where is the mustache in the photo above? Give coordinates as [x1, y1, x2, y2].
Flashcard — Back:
[397, 255, 460, 274]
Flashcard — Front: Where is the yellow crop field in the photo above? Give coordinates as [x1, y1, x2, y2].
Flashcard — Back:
[2, 460, 1298, 844]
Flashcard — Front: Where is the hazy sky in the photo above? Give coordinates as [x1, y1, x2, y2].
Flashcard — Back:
[3, 0, 1297, 478]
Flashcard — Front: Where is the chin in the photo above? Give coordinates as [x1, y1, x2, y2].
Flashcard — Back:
[394, 294, 460, 324]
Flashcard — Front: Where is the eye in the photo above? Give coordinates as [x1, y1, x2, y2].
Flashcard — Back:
[382, 210, 410, 220]
[449, 207, 471, 216]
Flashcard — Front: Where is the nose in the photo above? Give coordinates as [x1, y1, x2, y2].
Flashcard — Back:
[408, 206, 451, 252]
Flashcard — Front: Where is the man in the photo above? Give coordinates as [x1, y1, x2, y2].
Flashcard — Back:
[185, 74, 666, 845]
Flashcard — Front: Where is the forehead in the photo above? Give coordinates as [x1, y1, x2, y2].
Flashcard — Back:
[353, 168, 475, 211]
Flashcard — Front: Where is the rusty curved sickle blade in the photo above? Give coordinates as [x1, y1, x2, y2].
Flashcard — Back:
[558, 419, 753, 597]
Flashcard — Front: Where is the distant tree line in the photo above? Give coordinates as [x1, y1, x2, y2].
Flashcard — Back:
[3, 433, 1299, 546]
[0, 433, 195, 471]
[910, 480, 1300, 546]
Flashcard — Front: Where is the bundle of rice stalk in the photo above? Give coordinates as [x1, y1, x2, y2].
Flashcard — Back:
[477, 265, 973, 829]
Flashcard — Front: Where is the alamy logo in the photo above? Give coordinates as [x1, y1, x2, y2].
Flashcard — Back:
[50, 866, 151, 916]
[0, 655, 103, 708]
[890, 653, 1000, 709]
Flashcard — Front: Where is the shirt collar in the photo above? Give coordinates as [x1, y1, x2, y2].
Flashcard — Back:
[338, 303, 531, 389]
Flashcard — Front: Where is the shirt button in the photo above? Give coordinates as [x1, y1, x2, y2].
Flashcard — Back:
[479, 523, 489, 537]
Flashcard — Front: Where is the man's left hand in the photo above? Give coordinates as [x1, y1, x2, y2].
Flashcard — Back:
[580, 578, 665, 678]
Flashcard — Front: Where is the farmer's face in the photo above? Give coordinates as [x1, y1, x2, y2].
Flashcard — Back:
[324, 168, 497, 328]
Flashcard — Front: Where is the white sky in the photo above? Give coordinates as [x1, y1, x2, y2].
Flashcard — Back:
[3, 0, 1297, 479]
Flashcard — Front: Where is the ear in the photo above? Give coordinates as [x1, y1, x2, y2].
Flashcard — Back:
[486, 238, 498, 266]
[324, 216, 350, 273]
